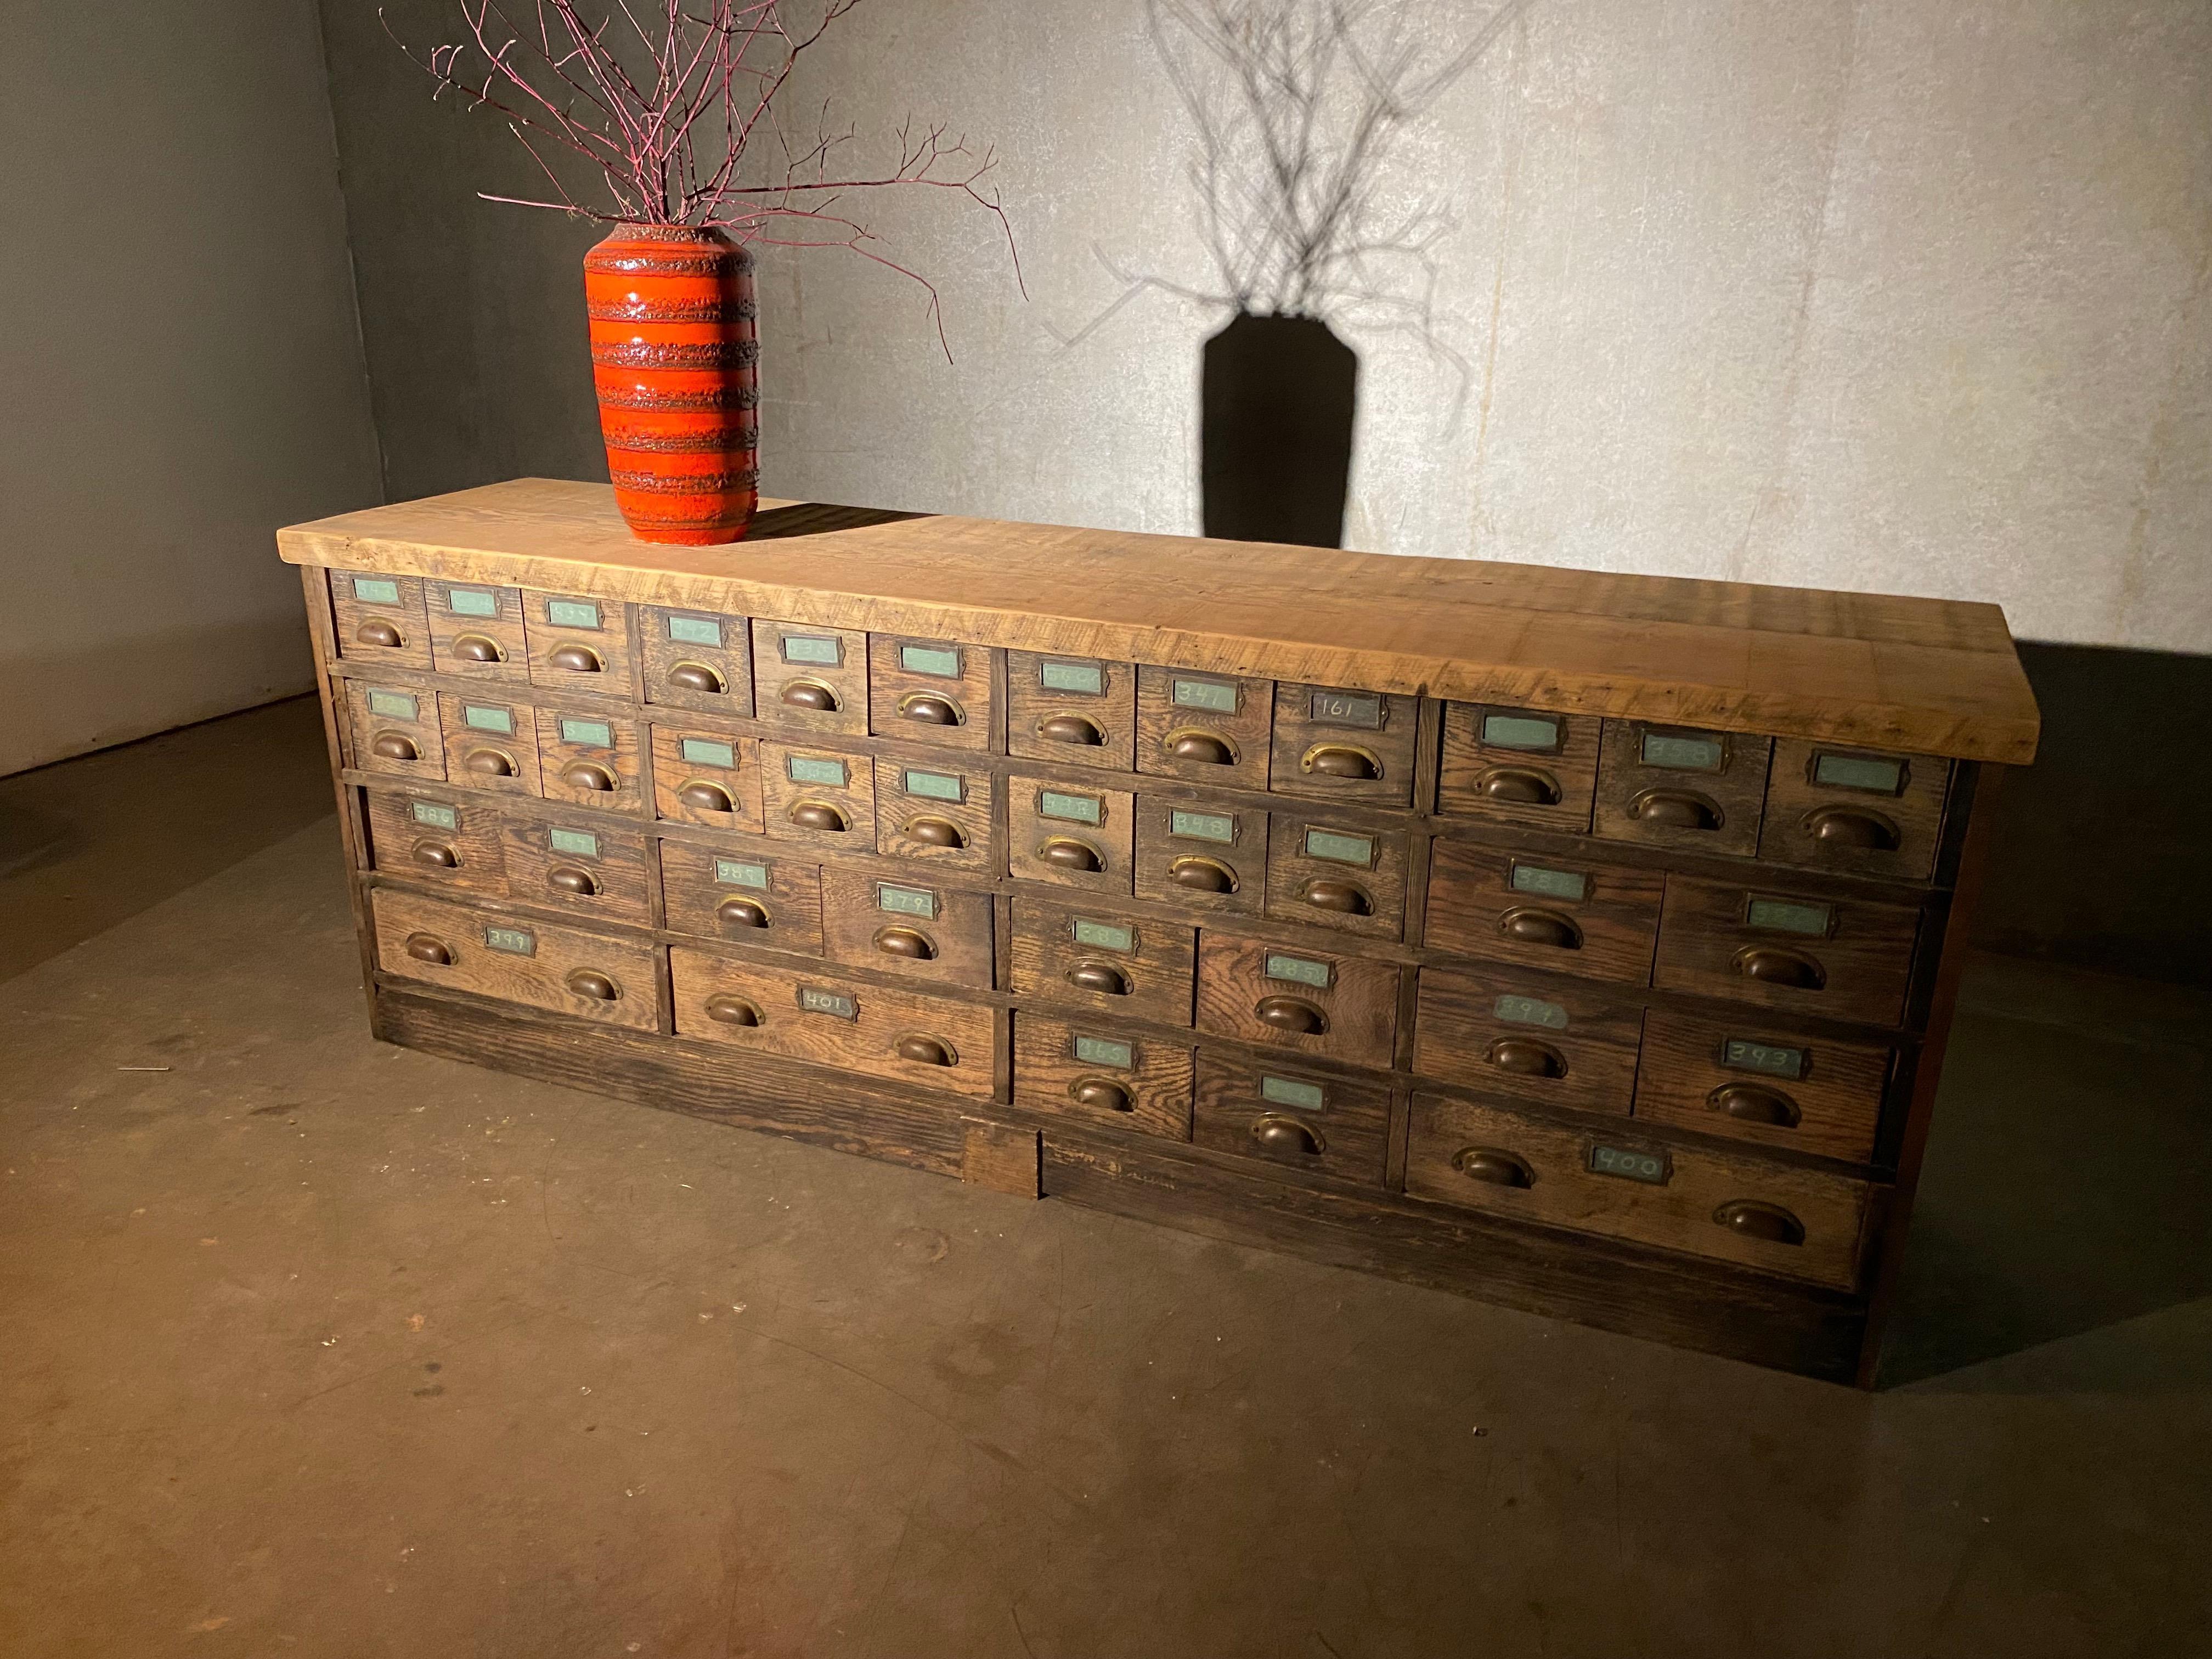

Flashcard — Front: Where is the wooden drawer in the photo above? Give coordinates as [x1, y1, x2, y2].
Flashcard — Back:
[1192, 1050, 1390, 1186]
[1759, 740, 1951, 882]
[330, 568, 431, 670]
[1006, 651, 1136, 772]
[1013, 1012, 1193, 1141]
[535, 704, 644, 814]
[1435, 704, 1600, 833]
[1267, 682, 1420, 808]
[659, 841, 825, 955]
[425, 578, 528, 681]
[365, 789, 504, 894]
[346, 681, 445, 782]
[1263, 816, 1410, 941]
[371, 887, 659, 1032]
[523, 589, 633, 693]
[1593, 721, 1772, 858]
[1654, 876, 1922, 1027]
[751, 619, 868, 736]
[669, 948, 996, 1101]
[1404, 1092, 1875, 1290]
[820, 867, 996, 991]
[500, 816, 652, 926]
[1411, 963, 1639, 1115]
[1424, 840, 1662, 985]
[1007, 775, 1135, 895]
[436, 692, 543, 797]
[649, 725, 765, 833]
[1134, 796, 1266, 918]
[760, 741, 877, 850]
[1194, 932, 1398, 1069]
[868, 633, 992, 752]
[1635, 1007, 1892, 1164]
[872, 757, 993, 873]
[1008, 898, 1195, 1026]
[640, 605, 754, 717]
[1135, 665, 1272, 790]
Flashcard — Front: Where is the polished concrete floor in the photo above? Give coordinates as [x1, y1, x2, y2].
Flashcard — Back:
[3, 703, 2207, 1657]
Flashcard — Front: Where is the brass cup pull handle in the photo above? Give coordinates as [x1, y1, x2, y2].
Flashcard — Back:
[354, 618, 404, 648]
[1300, 878, 1372, 916]
[370, 731, 420, 762]
[1250, 1114, 1323, 1158]
[1254, 995, 1326, 1035]
[1708, 1082, 1801, 1128]
[1452, 1146, 1535, 1188]
[895, 1033, 957, 1067]
[667, 661, 725, 694]
[549, 642, 602, 673]
[1303, 743, 1380, 781]
[905, 816, 965, 848]
[788, 800, 848, 832]
[677, 779, 735, 814]
[899, 692, 963, 727]
[1487, 1036, 1566, 1078]
[1629, 788, 1722, 831]
[780, 679, 839, 712]
[875, 926, 938, 961]
[1169, 856, 1237, 894]
[1038, 713, 1104, 746]
[1712, 1199, 1806, 1246]
[1166, 729, 1236, 766]
[1732, 946, 1826, 990]
[546, 864, 600, 897]
[1071, 1076, 1133, 1113]
[1065, 961, 1131, 996]
[463, 747, 516, 777]
[404, 932, 452, 966]
[565, 968, 619, 1002]
[410, 839, 459, 870]
[1805, 806, 1900, 851]
[705, 993, 761, 1027]
[1038, 836, 1102, 872]
[451, 633, 504, 664]
[1477, 766, 1562, 806]
[561, 761, 616, 793]
[1498, 907, 1582, 950]
[716, 896, 770, 930]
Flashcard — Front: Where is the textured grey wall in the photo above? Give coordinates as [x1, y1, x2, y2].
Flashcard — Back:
[0, 0, 384, 775]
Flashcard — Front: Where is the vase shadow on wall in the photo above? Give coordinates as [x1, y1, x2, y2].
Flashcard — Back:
[1202, 312, 1358, 550]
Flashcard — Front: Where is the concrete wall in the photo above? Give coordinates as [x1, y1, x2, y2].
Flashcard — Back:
[0, 0, 384, 777]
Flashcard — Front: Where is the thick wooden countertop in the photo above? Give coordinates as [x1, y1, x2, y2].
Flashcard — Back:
[279, 478, 2040, 764]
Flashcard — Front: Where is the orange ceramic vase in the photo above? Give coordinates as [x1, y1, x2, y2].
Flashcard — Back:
[584, 224, 759, 544]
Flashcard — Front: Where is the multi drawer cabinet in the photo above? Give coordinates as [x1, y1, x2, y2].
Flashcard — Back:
[283, 479, 2040, 1384]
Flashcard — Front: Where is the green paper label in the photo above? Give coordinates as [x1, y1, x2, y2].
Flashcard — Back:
[1041, 660, 1105, 695]
[410, 801, 458, 830]
[680, 737, 736, 769]
[1074, 1034, 1133, 1070]
[899, 642, 962, 678]
[558, 718, 613, 749]
[484, 925, 535, 956]
[786, 754, 848, 787]
[446, 587, 499, 618]
[780, 633, 841, 666]
[546, 598, 601, 629]
[549, 827, 600, 859]
[1265, 953, 1331, 989]
[903, 769, 964, 802]
[1723, 1037, 1806, 1080]
[1494, 994, 1568, 1030]
[1814, 753, 1904, 794]
[1171, 676, 1238, 713]
[667, 614, 724, 646]
[1039, 790, 1103, 825]
[366, 690, 417, 720]
[1482, 712, 1561, 752]
[350, 575, 400, 606]
[1170, 809, 1235, 844]
[1746, 898, 1832, 937]
[1589, 1144, 1669, 1184]
[1640, 731, 1724, 772]
[1304, 828, 1373, 866]
[461, 703, 513, 734]
[1261, 1075, 1325, 1112]
[1073, 918, 1135, 953]
[877, 884, 937, 919]
[1510, 864, 1587, 902]
[714, 859, 769, 890]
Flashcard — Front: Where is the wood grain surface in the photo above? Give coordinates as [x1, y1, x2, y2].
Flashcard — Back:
[372, 887, 662, 1031]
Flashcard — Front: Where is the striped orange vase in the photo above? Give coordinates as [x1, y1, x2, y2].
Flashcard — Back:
[584, 224, 759, 544]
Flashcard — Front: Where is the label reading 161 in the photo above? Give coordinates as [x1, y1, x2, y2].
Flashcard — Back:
[1588, 1144, 1668, 1184]
[1308, 689, 1383, 729]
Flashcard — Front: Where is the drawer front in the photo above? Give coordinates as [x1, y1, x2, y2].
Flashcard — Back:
[426, 579, 528, 681]
[820, 867, 996, 991]
[650, 725, 765, 832]
[1134, 797, 1266, 918]
[1436, 704, 1600, 832]
[1008, 899, 1196, 1026]
[347, 682, 445, 781]
[523, 590, 633, 692]
[1194, 932, 1399, 1069]
[1424, 840, 1662, 985]
[535, 704, 645, 814]
[499, 816, 652, 924]
[1759, 740, 1950, 882]
[751, 619, 868, 736]
[1012, 1013, 1193, 1140]
[437, 692, 543, 797]
[760, 741, 877, 849]
[1006, 651, 1136, 772]
[1654, 876, 1922, 1026]
[1263, 816, 1410, 941]
[1193, 1051, 1390, 1186]
[659, 841, 825, 955]
[1135, 665, 1273, 790]
[1411, 963, 1639, 1114]
[669, 949, 996, 1100]
[873, 758, 994, 872]
[1404, 1092, 1874, 1290]
[330, 568, 431, 670]
[868, 634, 993, 753]
[1007, 775, 1136, 895]
[1593, 722, 1771, 857]
[640, 605, 754, 718]
[1267, 682, 1419, 808]
[371, 888, 659, 1032]
[1635, 1006, 1891, 1164]
[365, 789, 505, 894]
